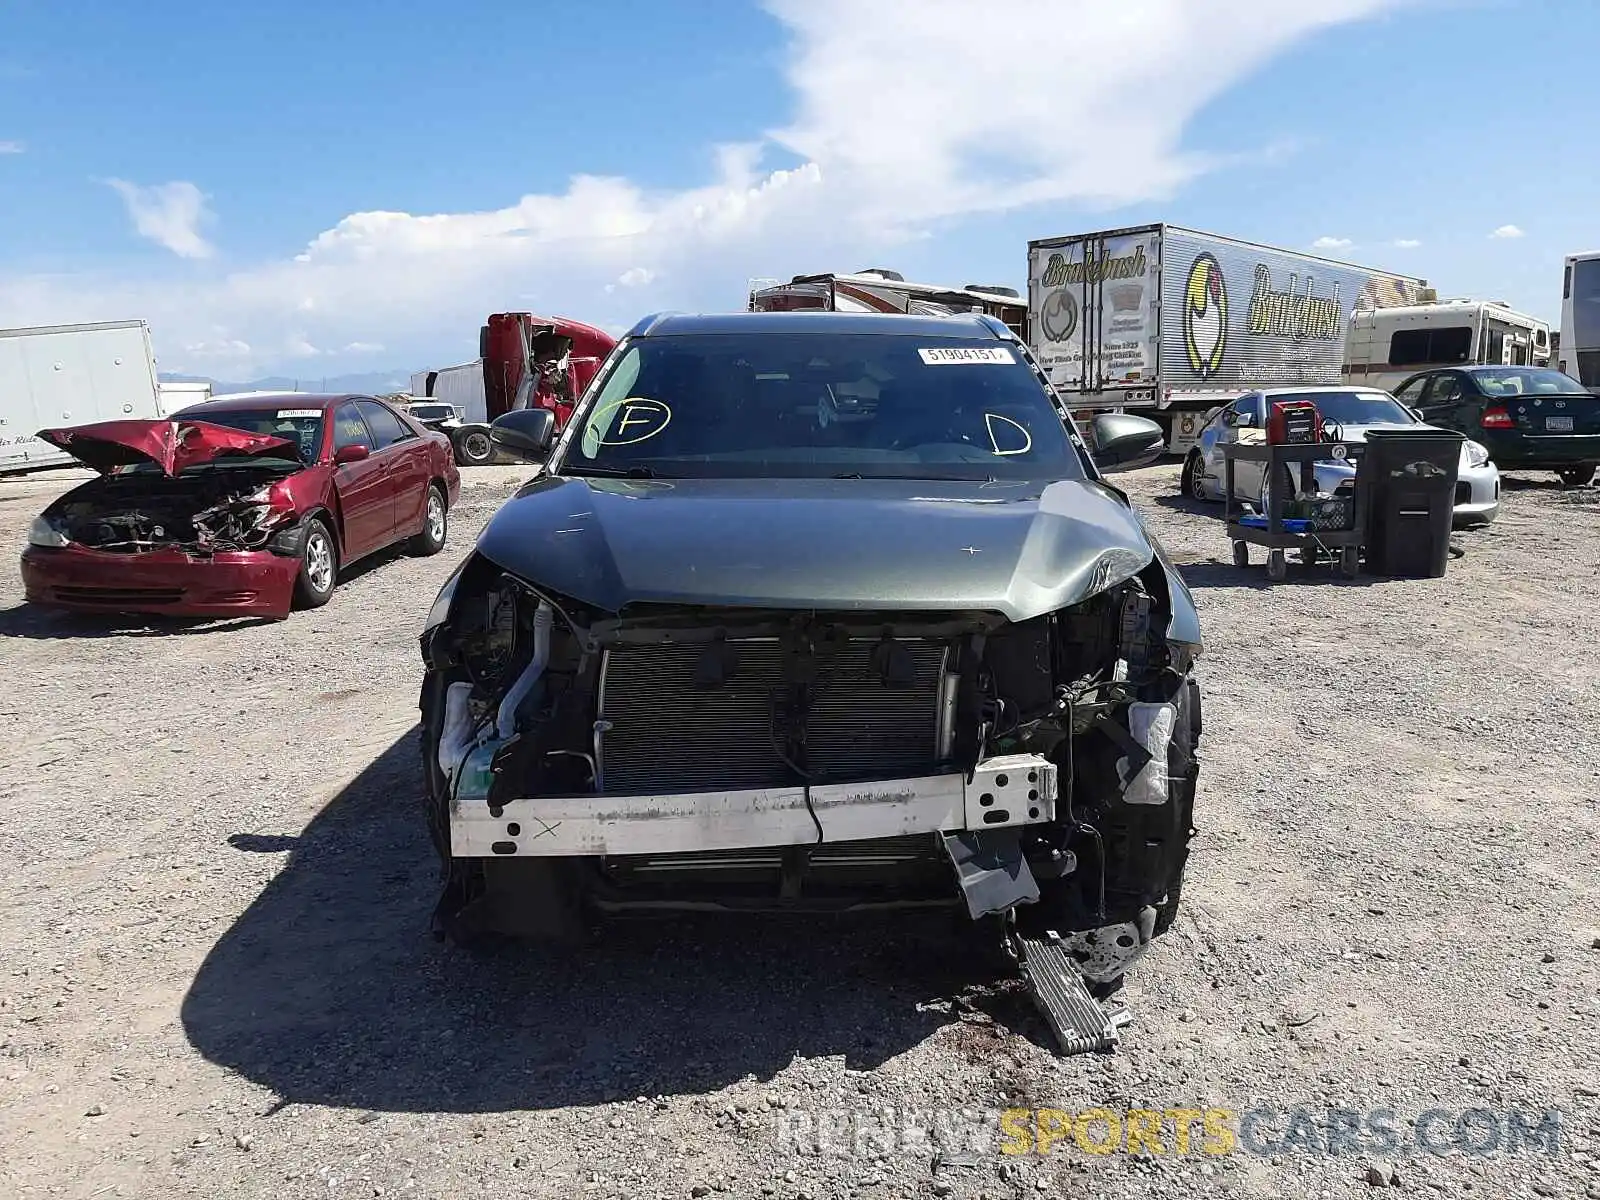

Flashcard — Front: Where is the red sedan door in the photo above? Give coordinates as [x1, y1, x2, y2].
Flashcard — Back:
[356, 399, 428, 544]
[329, 401, 394, 559]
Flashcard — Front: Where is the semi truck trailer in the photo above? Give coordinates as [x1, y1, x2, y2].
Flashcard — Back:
[1026, 225, 1429, 455]
[1, 320, 165, 475]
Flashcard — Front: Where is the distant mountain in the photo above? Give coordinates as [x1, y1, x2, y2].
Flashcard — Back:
[160, 370, 414, 396]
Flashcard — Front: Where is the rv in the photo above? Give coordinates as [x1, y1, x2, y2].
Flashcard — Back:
[1345, 297, 1550, 392]
[749, 270, 1028, 340]
[1559, 252, 1600, 389]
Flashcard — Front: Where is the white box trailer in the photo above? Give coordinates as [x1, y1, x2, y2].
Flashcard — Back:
[0, 320, 165, 475]
[414, 360, 487, 424]
[157, 379, 212, 414]
[1026, 225, 1428, 455]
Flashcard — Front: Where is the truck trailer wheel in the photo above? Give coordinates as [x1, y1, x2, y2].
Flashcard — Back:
[454, 426, 495, 466]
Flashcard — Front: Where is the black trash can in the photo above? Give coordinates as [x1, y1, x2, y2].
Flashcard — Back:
[1356, 428, 1463, 578]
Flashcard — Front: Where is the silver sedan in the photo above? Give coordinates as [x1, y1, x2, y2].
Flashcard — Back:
[1179, 386, 1501, 527]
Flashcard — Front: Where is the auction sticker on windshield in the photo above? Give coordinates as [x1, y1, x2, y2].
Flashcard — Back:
[277, 409, 322, 418]
[918, 347, 1015, 365]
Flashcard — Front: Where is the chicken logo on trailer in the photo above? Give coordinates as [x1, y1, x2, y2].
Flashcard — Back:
[1039, 287, 1079, 343]
[1183, 253, 1229, 380]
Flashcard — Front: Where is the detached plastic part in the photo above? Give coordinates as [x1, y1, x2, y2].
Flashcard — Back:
[941, 828, 1040, 918]
[1116, 701, 1176, 805]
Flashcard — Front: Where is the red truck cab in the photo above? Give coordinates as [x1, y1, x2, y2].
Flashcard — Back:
[481, 314, 616, 432]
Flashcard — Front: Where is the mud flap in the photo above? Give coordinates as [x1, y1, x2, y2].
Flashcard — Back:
[1015, 930, 1131, 1055]
[940, 828, 1039, 919]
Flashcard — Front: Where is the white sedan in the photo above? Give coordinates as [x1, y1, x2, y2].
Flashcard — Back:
[1179, 385, 1501, 527]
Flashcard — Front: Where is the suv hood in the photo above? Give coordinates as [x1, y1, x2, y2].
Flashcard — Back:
[38, 419, 301, 476]
[474, 475, 1165, 623]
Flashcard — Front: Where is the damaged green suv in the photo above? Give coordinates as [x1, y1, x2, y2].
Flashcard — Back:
[417, 312, 1201, 1040]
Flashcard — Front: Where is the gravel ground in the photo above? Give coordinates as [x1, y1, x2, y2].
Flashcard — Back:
[2, 461, 1598, 1200]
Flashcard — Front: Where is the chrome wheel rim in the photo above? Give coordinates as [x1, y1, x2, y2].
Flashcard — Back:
[1186, 456, 1207, 500]
[463, 432, 490, 461]
[426, 492, 446, 541]
[305, 531, 334, 593]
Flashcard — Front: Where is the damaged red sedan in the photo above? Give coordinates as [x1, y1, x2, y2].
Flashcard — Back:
[20, 393, 461, 620]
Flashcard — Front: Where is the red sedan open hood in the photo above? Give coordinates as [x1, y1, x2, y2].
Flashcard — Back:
[37, 419, 302, 476]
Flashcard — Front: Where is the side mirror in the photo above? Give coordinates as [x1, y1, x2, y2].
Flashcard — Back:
[490, 408, 557, 463]
[1089, 413, 1166, 472]
[333, 443, 370, 465]
[1408, 406, 1425, 421]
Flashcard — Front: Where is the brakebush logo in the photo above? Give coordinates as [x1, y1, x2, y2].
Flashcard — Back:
[1040, 245, 1146, 288]
[1183, 253, 1228, 379]
[1245, 265, 1344, 341]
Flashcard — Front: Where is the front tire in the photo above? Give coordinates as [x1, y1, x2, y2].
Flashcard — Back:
[408, 485, 448, 556]
[293, 518, 337, 609]
[1557, 464, 1597, 487]
[1181, 452, 1211, 502]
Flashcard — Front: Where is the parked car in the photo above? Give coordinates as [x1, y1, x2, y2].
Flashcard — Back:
[21, 393, 461, 619]
[418, 310, 1201, 1007]
[1180, 385, 1501, 526]
[1392, 365, 1600, 488]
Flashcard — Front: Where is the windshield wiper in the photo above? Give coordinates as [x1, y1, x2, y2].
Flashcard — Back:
[831, 470, 1000, 482]
[565, 464, 662, 479]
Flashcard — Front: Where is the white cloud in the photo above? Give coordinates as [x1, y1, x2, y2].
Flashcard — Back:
[342, 341, 385, 354]
[105, 179, 215, 259]
[1311, 236, 1353, 251]
[1392, 238, 1421, 248]
[1490, 224, 1525, 240]
[6, 0, 1411, 376]
[0, 140, 24, 155]
[182, 338, 252, 359]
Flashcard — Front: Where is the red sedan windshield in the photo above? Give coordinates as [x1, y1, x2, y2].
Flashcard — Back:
[191, 408, 326, 462]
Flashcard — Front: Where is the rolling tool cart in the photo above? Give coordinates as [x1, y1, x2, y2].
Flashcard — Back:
[1221, 400, 1366, 583]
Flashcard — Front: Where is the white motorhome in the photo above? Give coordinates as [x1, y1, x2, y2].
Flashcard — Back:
[749, 270, 1028, 340]
[1558, 251, 1600, 390]
[0, 320, 165, 475]
[1345, 296, 1550, 392]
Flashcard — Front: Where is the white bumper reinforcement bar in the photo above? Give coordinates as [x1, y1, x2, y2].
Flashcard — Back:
[451, 753, 1058, 858]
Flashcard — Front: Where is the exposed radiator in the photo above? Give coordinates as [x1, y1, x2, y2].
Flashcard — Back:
[597, 637, 948, 795]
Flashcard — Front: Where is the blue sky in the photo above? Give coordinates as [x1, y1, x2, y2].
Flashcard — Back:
[0, 0, 1594, 379]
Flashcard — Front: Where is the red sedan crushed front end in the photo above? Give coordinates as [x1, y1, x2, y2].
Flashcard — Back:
[20, 418, 315, 620]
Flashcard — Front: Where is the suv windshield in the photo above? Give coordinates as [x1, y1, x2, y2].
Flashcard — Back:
[1269, 391, 1413, 426]
[558, 332, 1082, 481]
[1473, 367, 1589, 396]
